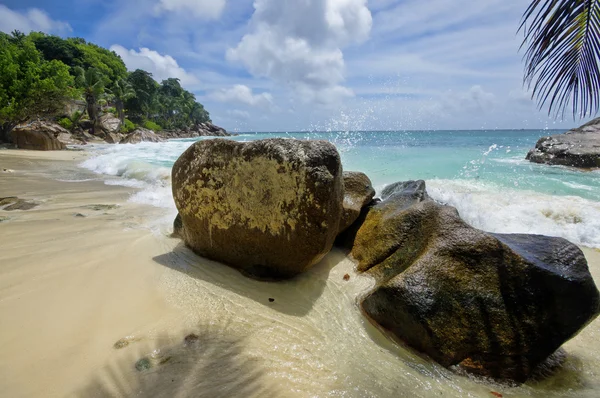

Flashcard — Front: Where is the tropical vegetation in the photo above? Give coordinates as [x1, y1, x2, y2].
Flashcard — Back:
[520, 0, 600, 118]
[0, 30, 211, 142]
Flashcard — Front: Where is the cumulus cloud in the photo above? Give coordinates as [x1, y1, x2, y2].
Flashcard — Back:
[211, 85, 273, 108]
[154, 0, 226, 20]
[0, 5, 71, 35]
[110, 45, 199, 86]
[227, 0, 372, 104]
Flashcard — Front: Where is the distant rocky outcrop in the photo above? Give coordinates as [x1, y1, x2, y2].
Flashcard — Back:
[526, 118, 600, 168]
[171, 138, 343, 280]
[10, 121, 79, 150]
[120, 128, 165, 144]
[162, 122, 234, 139]
[348, 180, 600, 382]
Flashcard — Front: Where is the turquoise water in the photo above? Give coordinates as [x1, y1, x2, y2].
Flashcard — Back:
[80, 130, 600, 247]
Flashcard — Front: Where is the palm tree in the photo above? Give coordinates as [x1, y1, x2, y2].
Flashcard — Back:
[520, 0, 600, 119]
[74, 67, 105, 134]
[107, 78, 136, 123]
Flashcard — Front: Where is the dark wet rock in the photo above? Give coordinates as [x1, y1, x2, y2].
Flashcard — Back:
[352, 180, 600, 382]
[11, 121, 67, 150]
[74, 213, 86, 218]
[120, 128, 165, 144]
[338, 171, 375, 234]
[526, 118, 600, 168]
[135, 358, 152, 371]
[183, 334, 200, 345]
[172, 213, 184, 238]
[0, 197, 38, 211]
[268, 298, 275, 303]
[82, 204, 118, 211]
[343, 274, 350, 281]
[113, 335, 140, 349]
[172, 138, 343, 280]
[335, 199, 381, 250]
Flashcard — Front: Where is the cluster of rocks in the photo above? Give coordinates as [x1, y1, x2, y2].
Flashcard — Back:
[171, 138, 600, 382]
[7, 116, 232, 150]
[162, 122, 234, 139]
[526, 117, 600, 168]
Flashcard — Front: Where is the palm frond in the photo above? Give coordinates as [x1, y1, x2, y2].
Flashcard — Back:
[520, 0, 600, 119]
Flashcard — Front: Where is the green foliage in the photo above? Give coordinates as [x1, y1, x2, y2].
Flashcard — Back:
[143, 120, 162, 131]
[0, 31, 213, 140]
[106, 107, 117, 115]
[58, 117, 73, 130]
[0, 31, 76, 141]
[30, 33, 127, 86]
[121, 118, 136, 133]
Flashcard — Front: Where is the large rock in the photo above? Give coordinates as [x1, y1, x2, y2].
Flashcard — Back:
[162, 122, 235, 139]
[338, 171, 375, 233]
[526, 118, 600, 168]
[120, 128, 165, 144]
[172, 138, 343, 280]
[351, 180, 600, 382]
[11, 121, 67, 150]
[99, 113, 122, 134]
[105, 132, 125, 144]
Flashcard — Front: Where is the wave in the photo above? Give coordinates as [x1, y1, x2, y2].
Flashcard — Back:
[427, 179, 600, 248]
[79, 141, 600, 249]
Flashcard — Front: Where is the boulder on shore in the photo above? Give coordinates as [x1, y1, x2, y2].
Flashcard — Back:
[338, 171, 375, 234]
[350, 180, 600, 382]
[172, 138, 343, 280]
[526, 118, 600, 168]
[11, 121, 69, 150]
[120, 128, 165, 144]
[99, 114, 121, 135]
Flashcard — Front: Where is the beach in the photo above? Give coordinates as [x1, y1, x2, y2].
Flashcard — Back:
[1, 148, 600, 397]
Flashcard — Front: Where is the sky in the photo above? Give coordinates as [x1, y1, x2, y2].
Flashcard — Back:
[0, 0, 591, 132]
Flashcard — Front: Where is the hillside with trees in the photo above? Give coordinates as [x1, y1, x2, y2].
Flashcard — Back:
[0, 30, 218, 145]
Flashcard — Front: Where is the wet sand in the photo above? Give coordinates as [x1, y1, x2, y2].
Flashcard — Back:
[1, 149, 600, 398]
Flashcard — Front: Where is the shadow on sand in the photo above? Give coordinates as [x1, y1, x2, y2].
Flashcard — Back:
[75, 326, 280, 398]
[152, 241, 348, 317]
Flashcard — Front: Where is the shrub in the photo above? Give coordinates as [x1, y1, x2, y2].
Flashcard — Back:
[143, 121, 162, 131]
[121, 118, 136, 133]
[58, 117, 73, 130]
[106, 107, 117, 115]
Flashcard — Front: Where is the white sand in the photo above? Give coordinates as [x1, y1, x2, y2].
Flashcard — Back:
[1, 149, 600, 398]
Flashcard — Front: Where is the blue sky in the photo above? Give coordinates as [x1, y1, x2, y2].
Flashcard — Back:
[0, 0, 591, 132]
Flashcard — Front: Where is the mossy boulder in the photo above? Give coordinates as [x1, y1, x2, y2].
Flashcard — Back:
[351, 180, 600, 382]
[172, 138, 343, 280]
[338, 171, 375, 233]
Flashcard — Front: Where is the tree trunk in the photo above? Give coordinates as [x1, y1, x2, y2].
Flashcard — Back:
[116, 101, 125, 124]
[86, 94, 99, 135]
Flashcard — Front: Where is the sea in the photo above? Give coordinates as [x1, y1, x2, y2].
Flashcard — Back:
[80, 129, 600, 248]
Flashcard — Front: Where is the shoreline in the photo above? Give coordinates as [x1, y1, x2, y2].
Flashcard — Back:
[2, 149, 600, 397]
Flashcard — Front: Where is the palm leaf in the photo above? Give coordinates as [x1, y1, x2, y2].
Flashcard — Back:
[520, 0, 600, 118]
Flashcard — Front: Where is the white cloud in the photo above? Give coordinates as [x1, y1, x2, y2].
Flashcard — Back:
[0, 5, 71, 35]
[211, 85, 273, 108]
[110, 45, 199, 86]
[439, 85, 496, 114]
[227, 0, 372, 104]
[154, 0, 226, 20]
